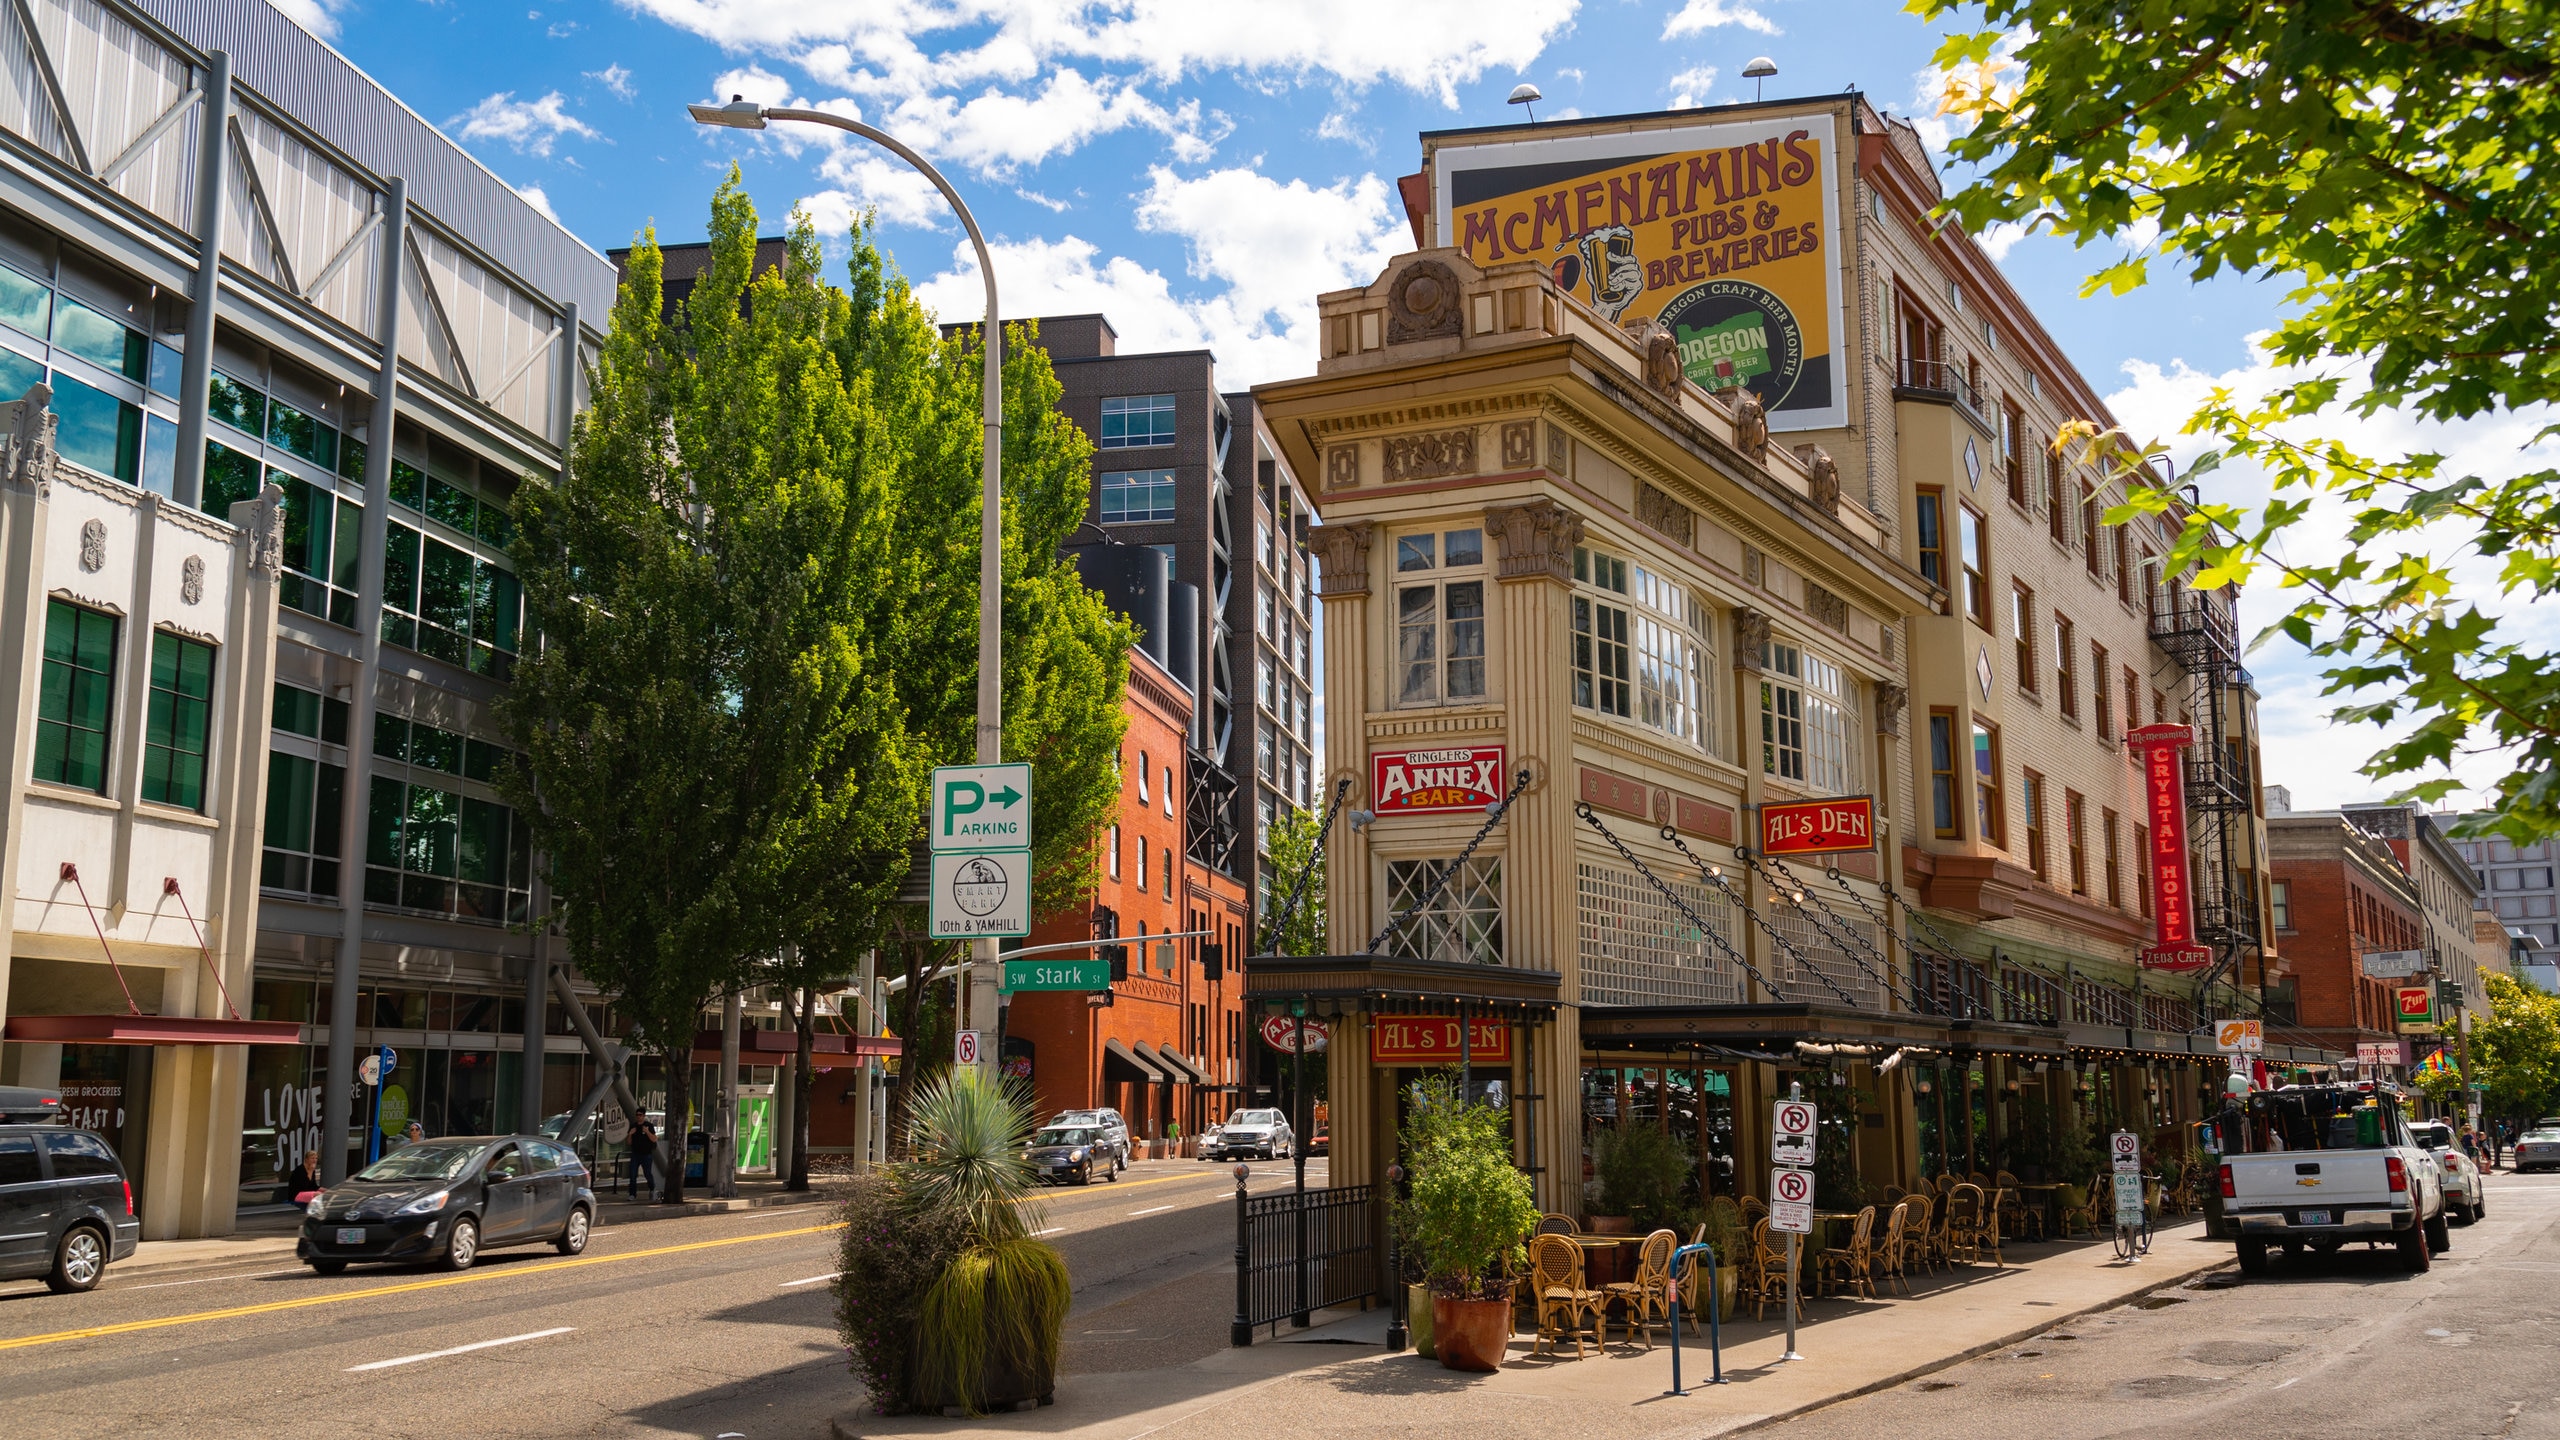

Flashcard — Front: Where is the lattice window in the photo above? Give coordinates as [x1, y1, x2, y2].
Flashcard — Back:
[1577, 861, 1741, 1006]
[1770, 905, 1881, 1010]
[1383, 856, 1503, 965]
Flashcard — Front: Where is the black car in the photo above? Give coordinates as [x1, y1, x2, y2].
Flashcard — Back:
[0, 1089, 141, 1294]
[298, 1136, 594, 1273]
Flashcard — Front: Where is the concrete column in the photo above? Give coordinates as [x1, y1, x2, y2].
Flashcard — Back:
[323, 178, 407, 1185]
[1533, 1011, 1580, 1214]
[517, 918, 546, 1135]
[1733, 609, 1772, 1000]
[171, 53, 230, 511]
[1307, 519, 1372, 954]
[1482, 499, 1577, 976]
[0, 400, 57, 1045]
[851, 951, 875, 1173]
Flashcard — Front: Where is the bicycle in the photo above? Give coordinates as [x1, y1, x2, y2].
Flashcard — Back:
[2108, 1172, 2156, 1261]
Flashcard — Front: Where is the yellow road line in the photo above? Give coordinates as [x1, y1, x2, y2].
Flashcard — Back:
[0, 1221, 844, 1354]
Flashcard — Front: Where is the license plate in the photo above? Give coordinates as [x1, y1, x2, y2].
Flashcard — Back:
[335, 1227, 365, 1244]
[2297, 1210, 2330, 1226]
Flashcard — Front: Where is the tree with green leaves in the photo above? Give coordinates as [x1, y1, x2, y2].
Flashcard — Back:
[2446, 971, 2560, 1125]
[1259, 804, 1330, 956]
[1920, 1, 2560, 841]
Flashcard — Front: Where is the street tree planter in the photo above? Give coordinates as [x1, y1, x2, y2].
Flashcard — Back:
[1397, 1074, 1539, 1375]
[1431, 1292, 1512, 1372]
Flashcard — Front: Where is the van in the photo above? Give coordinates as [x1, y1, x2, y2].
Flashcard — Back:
[0, 1087, 141, 1293]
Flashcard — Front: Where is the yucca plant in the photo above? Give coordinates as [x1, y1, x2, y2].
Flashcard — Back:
[898, 1069, 1070, 1415]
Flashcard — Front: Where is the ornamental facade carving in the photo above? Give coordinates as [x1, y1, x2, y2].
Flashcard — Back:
[1482, 499, 1583, 583]
[1732, 606, 1772, 671]
[1385, 259, 1464, 344]
[77, 518, 104, 572]
[1382, 427, 1477, 484]
[180, 554, 204, 605]
[1306, 520, 1375, 598]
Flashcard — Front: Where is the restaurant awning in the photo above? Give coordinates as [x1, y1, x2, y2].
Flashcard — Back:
[1154, 1047, 1212, 1086]
[1103, 1036, 1165, 1083]
[2, 1015, 306, 1046]
[1131, 1041, 1184, 1086]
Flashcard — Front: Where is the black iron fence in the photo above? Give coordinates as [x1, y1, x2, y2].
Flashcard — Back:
[1231, 1179, 1378, 1344]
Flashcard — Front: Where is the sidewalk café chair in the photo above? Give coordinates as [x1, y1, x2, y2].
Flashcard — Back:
[1995, 1182, 2043, 1242]
[1931, 1172, 1958, 1196]
[1967, 1170, 1993, 1189]
[1529, 1234, 1602, 1359]
[1882, 1183, 1910, 1207]
[1876, 1198, 1914, 1295]
[1677, 1222, 1728, 1323]
[1747, 1218, 1798, 1320]
[1741, 1195, 1770, 1227]
[1979, 1188, 2009, 1267]
[1816, 1205, 1877, 1302]
[1536, 1212, 1579, 1237]
[1605, 1228, 1679, 1349]
[1943, 1183, 1986, 1266]
[1898, 1188, 1935, 1274]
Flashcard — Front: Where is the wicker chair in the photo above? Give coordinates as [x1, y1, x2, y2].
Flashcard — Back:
[1529, 1234, 1602, 1359]
[1931, 1172, 1958, 1196]
[1816, 1205, 1877, 1301]
[1902, 1188, 1940, 1274]
[1746, 1218, 1797, 1320]
[1536, 1212, 1579, 1237]
[1943, 1183, 1988, 1265]
[1606, 1228, 1679, 1348]
[1995, 1180, 2043, 1241]
[1875, 1198, 1914, 1295]
[1979, 1187, 2009, 1267]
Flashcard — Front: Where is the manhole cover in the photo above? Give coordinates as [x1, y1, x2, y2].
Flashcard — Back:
[2118, 1375, 2229, 1399]
[1912, 1380, 1960, 1393]
[2130, 1294, 2187, 1310]
[2186, 1341, 2301, 1367]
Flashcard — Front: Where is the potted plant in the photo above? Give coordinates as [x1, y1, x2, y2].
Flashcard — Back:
[1402, 1075, 1538, 1372]
[1593, 1124, 1692, 1233]
[834, 1069, 1071, 1415]
[1691, 1196, 1744, 1322]
[2051, 1122, 2099, 1214]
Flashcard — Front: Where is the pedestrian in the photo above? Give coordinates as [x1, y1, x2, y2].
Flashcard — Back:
[290, 1148, 324, 1205]
[629, 1115, 659, 1198]
[402, 1120, 425, 1148]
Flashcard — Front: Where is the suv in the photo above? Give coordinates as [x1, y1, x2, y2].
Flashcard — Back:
[2409, 1121, 2485, 1224]
[1049, 1109, 1130, 1171]
[0, 1087, 141, 1293]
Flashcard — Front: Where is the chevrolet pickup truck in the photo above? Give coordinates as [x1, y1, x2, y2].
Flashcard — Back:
[2220, 1084, 2447, 1276]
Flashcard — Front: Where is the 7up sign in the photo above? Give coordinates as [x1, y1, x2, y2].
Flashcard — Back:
[930, 764, 1032, 939]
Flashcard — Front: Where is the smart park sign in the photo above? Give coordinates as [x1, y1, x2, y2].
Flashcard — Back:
[930, 764, 1032, 940]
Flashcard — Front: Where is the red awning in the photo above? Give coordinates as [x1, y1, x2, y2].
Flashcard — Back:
[3, 1015, 306, 1046]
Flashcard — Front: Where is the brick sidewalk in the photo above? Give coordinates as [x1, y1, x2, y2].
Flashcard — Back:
[833, 1221, 2233, 1440]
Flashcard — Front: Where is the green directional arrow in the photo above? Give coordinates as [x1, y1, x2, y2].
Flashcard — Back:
[990, 786, 1023, 808]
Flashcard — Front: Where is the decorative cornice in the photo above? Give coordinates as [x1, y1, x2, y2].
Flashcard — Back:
[1306, 520, 1374, 598]
[1872, 680, 1908, 738]
[1731, 608, 1772, 671]
[1, 382, 57, 498]
[1483, 498, 1583, 584]
[1301, 390, 1548, 440]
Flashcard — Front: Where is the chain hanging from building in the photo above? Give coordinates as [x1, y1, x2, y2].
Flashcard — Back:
[1575, 802, 1794, 1002]
[1256, 775, 1349, 955]
[1368, 769, 1534, 955]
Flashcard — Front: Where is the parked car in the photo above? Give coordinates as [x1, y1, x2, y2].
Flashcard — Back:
[2409, 1121, 2485, 1223]
[298, 1136, 594, 1274]
[0, 1088, 140, 1294]
[1048, 1109, 1130, 1170]
[1201, 1109, 1294, 1161]
[1025, 1123, 1120, 1185]
[2515, 1128, 2560, 1174]
[2221, 1084, 2446, 1275]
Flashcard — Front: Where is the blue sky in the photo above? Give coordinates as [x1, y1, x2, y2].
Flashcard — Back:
[286, 0, 2539, 813]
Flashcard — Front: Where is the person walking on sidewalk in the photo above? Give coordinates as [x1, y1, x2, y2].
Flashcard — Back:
[629, 1117, 659, 1198]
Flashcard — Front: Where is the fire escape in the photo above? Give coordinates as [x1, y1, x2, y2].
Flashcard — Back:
[2148, 580, 2265, 1017]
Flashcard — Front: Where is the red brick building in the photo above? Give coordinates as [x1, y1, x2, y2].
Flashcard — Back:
[2266, 813, 2424, 1065]
[1005, 646, 1249, 1152]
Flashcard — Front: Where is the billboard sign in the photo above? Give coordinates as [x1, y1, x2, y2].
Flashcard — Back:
[1371, 746, 1507, 816]
[2361, 949, 2426, 979]
[2395, 985, 2439, 1033]
[1434, 112, 1846, 429]
[1761, 794, 1874, 857]
[2127, 724, 2207, 970]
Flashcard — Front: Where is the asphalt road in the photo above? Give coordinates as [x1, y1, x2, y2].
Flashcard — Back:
[0, 1153, 1325, 1439]
[1780, 1164, 2560, 1440]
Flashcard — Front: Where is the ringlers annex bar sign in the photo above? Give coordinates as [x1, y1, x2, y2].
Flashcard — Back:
[1429, 109, 1847, 429]
[2128, 724, 2209, 971]
[1371, 745, 1506, 816]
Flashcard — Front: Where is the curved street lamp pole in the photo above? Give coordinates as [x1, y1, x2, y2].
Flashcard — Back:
[690, 98, 1005, 1071]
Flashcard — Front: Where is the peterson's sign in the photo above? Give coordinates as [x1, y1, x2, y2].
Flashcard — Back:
[1432, 112, 1845, 429]
[1760, 795, 1874, 857]
[1372, 746, 1505, 816]
[1371, 1015, 1513, 1065]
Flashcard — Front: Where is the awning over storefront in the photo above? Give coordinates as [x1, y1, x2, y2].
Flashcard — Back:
[2, 1015, 305, 1046]
[1154, 1048, 1213, 1085]
[2064, 1023, 2338, 1066]
[1131, 1040, 1179, 1086]
[1242, 953, 1563, 1019]
[1582, 1002, 1966, 1055]
[686, 1029, 903, 1065]
[1103, 1037, 1165, 1083]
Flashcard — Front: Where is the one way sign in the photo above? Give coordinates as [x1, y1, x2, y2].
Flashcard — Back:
[932, 764, 1034, 853]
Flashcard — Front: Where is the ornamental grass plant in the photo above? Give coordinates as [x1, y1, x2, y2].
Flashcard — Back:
[835, 1069, 1070, 1415]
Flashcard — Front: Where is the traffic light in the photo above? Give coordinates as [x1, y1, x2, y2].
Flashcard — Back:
[1093, 904, 1126, 981]
[1201, 942, 1223, 978]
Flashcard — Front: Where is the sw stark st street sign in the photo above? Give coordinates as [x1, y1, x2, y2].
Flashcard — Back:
[1371, 746, 1505, 816]
[1760, 795, 1874, 857]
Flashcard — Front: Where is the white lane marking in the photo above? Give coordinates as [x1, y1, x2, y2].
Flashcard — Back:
[119, 1267, 307, 1292]
[1128, 1205, 1180, 1217]
[780, 1271, 841, 1287]
[1032, 1226, 1066, 1236]
[2273, 1377, 2299, 1390]
[347, 1326, 576, 1372]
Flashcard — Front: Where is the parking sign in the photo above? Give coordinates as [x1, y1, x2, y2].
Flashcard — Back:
[1770, 1167, 1814, 1234]
[1773, 1099, 1818, 1168]
[2111, 1130, 2140, 1172]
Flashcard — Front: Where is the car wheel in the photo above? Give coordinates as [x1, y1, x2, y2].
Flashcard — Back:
[1076, 1163, 1092, 1186]
[2236, 1239, 2269, 1275]
[440, 1216, 481, 1272]
[45, 1226, 107, 1294]
[2397, 1225, 2431, 1273]
[2426, 1212, 2451, 1254]
[307, 1259, 347, 1276]
[556, 1205, 591, 1256]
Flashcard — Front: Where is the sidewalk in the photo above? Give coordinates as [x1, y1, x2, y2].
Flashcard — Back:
[833, 1221, 2233, 1440]
[116, 1177, 838, 1279]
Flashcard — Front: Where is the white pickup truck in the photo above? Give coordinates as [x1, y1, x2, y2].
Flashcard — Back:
[2220, 1084, 2447, 1276]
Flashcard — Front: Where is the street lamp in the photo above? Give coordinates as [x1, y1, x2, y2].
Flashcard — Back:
[690, 95, 1008, 1069]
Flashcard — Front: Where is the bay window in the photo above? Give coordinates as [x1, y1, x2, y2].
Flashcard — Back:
[1761, 640, 1855, 793]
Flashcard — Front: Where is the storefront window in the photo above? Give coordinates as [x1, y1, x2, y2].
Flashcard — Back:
[1381, 856, 1503, 965]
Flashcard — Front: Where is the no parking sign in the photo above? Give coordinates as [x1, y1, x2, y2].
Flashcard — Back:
[1770, 1167, 1814, 1234]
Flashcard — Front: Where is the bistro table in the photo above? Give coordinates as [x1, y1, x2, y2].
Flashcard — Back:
[2012, 1183, 2064, 1239]
[1571, 1233, 1637, 1288]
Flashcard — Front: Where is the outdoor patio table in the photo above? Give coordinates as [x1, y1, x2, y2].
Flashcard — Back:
[2012, 1183, 2063, 1238]
[1572, 1234, 1636, 1286]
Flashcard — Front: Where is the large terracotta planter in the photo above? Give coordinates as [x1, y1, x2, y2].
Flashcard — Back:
[1431, 1294, 1512, 1372]
[1407, 1283, 1436, 1359]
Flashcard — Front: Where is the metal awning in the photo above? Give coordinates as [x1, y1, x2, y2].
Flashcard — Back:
[3, 1015, 305, 1046]
[1131, 1040, 1185, 1086]
[1103, 1036, 1165, 1083]
[1155, 1047, 1211, 1085]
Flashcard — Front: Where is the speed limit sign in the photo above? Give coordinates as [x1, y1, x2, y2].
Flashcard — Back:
[2111, 1130, 2140, 1171]
[1770, 1167, 1814, 1233]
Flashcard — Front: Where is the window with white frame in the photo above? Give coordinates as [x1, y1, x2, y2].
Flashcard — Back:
[1571, 546, 1632, 718]
[1393, 528, 1487, 706]
[1759, 640, 1856, 792]
[1383, 856, 1504, 965]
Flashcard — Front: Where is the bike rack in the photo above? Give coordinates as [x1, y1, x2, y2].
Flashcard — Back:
[1664, 1242, 1728, 1394]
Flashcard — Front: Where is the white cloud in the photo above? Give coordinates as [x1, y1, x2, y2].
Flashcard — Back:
[1662, 0, 1778, 38]
[452, 91, 601, 158]
[909, 163, 1406, 389]
[1668, 65, 1716, 109]
[875, 68, 1231, 175]
[515, 183, 563, 224]
[1976, 219, 2027, 260]
[2103, 347, 2560, 812]
[1316, 108, 1372, 153]
[265, 0, 345, 38]
[589, 64, 638, 100]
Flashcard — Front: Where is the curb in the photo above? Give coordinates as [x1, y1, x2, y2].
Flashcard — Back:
[1716, 1247, 2232, 1437]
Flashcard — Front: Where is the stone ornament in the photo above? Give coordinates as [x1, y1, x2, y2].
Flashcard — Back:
[181, 554, 204, 605]
[1384, 259, 1464, 344]
[245, 482, 286, 576]
[1499, 420, 1536, 471]
[1482, 499, 1584, 583]
[1805, 580, 1850, 634]
[1797, 444, 1842, 515]
[1873, 680, 1909, 738]
[1, 381, 57, 496]
[78, 517, 104, 572]
[1639, 323, 1685, 400]
[1732, 607, 1772, 671]
[1325, 444, 1360, 490]
[1729, 389, 1770, 461]
[1635, 482, 1694, 548]
[1382, 427, 1477, 483]
[1306, 520, 1375, 598]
